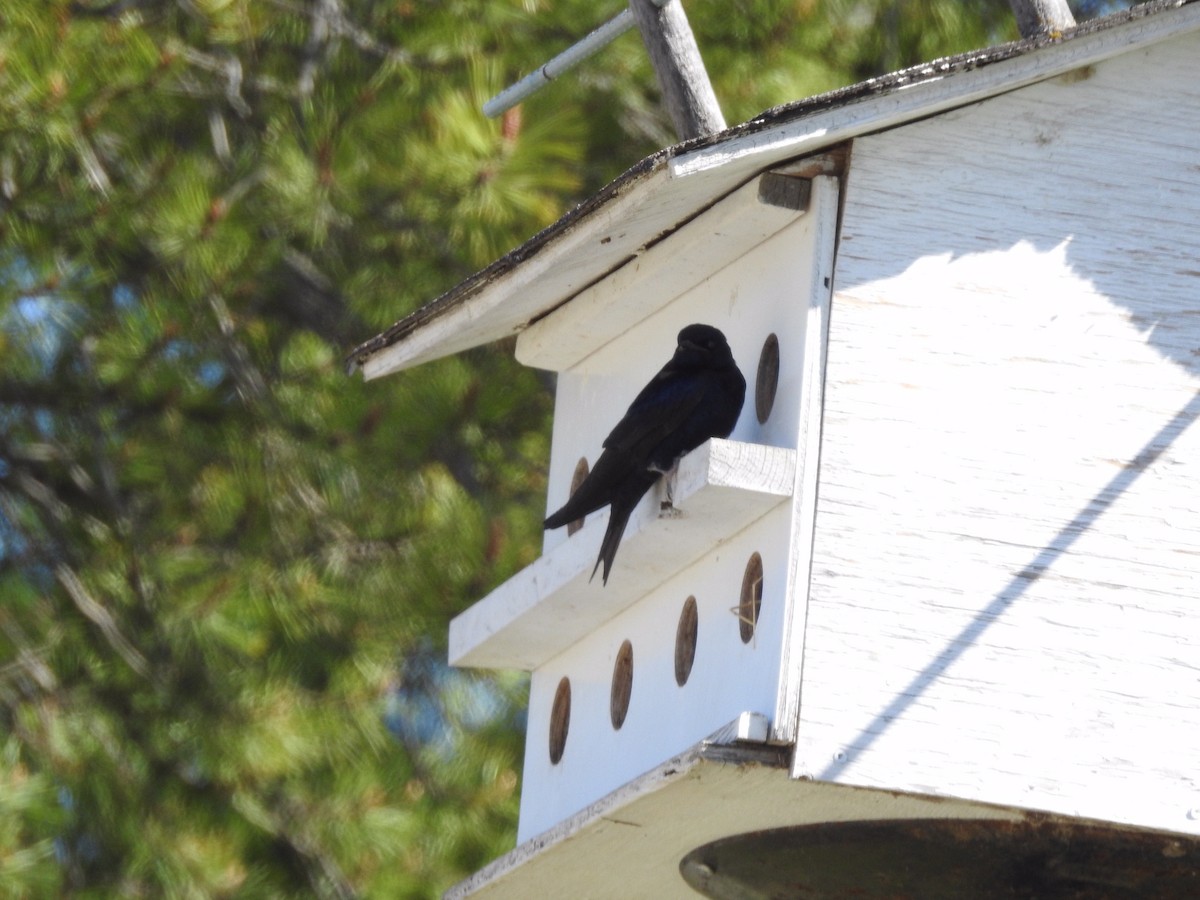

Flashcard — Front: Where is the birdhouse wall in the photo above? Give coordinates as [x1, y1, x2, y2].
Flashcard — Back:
[508, 177, 840, 839]
[541, 181, 835, 555]
[798, 31, 1200, 836]
[518, 504, 791, 841]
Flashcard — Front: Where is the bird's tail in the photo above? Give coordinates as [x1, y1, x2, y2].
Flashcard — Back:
[590, 471, 659, 585]
[544, 450, 627, 530]
[591, 503, 632, 586]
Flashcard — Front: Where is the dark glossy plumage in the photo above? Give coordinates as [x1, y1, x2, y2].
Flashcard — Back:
[544, 323, 746, 584]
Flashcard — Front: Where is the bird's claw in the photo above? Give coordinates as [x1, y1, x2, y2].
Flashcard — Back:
[656, 459, 682, 516]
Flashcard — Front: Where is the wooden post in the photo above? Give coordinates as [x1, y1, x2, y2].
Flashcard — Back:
[629, 0, 726, 141]
[1007, 0, 1076, 38]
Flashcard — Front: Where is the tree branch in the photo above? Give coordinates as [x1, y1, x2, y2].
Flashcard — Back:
[1008, 0, 1076, 38]
[629, 0, 725, 141]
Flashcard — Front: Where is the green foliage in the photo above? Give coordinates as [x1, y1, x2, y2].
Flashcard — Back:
[0, 0, 1059, 895]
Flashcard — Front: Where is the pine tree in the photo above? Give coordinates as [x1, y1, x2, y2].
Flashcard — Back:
[1, 3, 562, 895]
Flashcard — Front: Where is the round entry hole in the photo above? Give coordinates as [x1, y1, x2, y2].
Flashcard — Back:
[756, 333, 780, 424]
[549, 677, 571, 764]
[675, 596, 698, 686]
[610, 640, 634, 730]
[567, 457, 589, 535]
[739, 553, 764, 644]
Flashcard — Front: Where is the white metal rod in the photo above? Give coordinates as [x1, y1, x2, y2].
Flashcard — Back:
[483, 0, 669, 118]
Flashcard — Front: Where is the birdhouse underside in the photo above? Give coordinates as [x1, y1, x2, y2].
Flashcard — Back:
[447, 736, 1200, 900]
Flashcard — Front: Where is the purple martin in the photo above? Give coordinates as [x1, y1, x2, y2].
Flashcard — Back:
[544, 323, 746, 585]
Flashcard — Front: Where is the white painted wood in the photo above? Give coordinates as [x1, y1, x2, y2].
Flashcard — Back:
[448, 439, 794, 670]
[709, 710, 770, 743]
[356, 4, 1200, 379]
[540, 185, 833, 558]
[448, 744, 1024, 900]
[359, 165, 673, 379]
[465, 176, 844, 841]
[670, 3, 1200, 186]
[518, 505, 793, 839]
[771, 174, 838, 745]
[797, 29, 1200, 838]
[515, 174, 808, 372]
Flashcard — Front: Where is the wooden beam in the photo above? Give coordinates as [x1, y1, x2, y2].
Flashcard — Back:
[629, 0, 725, 140]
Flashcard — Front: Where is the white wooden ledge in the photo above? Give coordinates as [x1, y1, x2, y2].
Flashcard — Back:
[449, 439, 796, 670]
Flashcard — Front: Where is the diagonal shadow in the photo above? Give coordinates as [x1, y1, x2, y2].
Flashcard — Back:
[816, 389, 1200, 782]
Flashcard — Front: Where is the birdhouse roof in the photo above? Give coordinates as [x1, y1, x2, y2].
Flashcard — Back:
[346, 0, 1199, 380]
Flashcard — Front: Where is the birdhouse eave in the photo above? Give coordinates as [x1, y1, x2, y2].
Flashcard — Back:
[345, 0, 1200, 380]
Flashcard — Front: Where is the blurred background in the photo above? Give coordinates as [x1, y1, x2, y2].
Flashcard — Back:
[0, 1, 1134, 896]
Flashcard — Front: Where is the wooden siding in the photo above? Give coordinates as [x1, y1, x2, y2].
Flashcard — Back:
[800, 30, 1200, 836]
[519, 503, 793, 840]
[513, 178, 840, 839]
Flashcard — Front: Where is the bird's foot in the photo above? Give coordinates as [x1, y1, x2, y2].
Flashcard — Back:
[656, 460, 683, 517]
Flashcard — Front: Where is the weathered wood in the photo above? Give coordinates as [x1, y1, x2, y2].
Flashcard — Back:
[1008, 0, 1076, 38]
[413, 14, 1200, 897]
[671, 3, 1200, 183]
[629, 0, 725, 140]
[756, 172, 811, 211]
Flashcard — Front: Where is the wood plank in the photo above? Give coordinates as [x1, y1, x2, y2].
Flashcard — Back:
[514, 174, 809, 372]
[771, 174, 839, 744]
[449, 439, 795, 670]
[798, 29, 1200, 837]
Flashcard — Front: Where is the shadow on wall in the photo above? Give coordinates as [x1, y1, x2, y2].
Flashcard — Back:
[816, 40, 1200, 780]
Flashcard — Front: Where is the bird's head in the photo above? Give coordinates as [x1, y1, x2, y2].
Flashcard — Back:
[675, 323, 734, 365]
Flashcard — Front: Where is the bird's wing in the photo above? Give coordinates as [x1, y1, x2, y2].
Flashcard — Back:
[602, 369, 711, 462]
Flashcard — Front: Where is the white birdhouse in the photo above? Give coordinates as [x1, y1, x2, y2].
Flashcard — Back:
[350, 4, 1200, 897]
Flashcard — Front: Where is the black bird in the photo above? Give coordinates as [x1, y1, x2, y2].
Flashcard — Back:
[544, 323, 746, 585]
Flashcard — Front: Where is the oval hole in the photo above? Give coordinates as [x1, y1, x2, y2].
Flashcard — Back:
[567, 457, 589, 536]
[675, 596, 698, 687]
[755, 333, 780, 424]
[610, 640, 634, 730]
[549, 677, 571, 764]
[739, 553, 764, 644]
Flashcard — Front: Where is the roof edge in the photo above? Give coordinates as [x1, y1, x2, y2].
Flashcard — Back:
[346, 0, 1198, 376]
